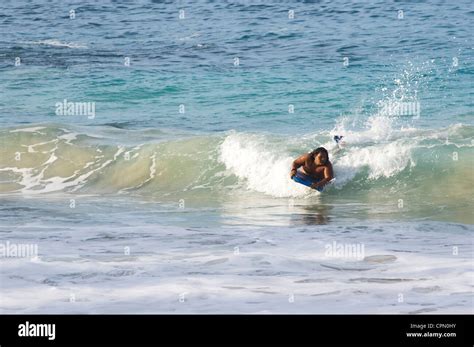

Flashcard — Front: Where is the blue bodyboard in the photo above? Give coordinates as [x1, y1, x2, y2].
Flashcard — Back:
[292, 171, 324, 192]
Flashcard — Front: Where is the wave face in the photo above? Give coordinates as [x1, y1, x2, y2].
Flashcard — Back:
[0, 119, 473, 208]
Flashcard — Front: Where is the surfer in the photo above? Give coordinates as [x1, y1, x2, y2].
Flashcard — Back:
[290, 147, 334, 191]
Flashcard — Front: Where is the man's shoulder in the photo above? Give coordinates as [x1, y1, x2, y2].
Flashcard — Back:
[301, 153, 311, 160]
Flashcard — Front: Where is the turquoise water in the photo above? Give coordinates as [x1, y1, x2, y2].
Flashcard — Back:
[1, 1, 473, 132]
[0, 1, 472, 313]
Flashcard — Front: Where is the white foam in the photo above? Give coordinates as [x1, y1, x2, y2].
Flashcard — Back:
[9, 127, 46, 133]
[333, 140, 415, 185]
[22, 39, 88, 49]
[326, 113, 422, 186]
[177, 32, 201, 41]
[220, 133, 312, 198]
[0, 221, 470, 313]
[57, 132, 78, 144]
[220, 128, 416, 196]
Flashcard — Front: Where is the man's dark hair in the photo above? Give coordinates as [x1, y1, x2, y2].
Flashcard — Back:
[310, 147, 329, 161]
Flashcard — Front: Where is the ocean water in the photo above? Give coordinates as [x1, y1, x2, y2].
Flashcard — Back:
[0, 0, 473, 313]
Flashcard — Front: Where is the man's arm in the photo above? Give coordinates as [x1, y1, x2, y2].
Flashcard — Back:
[311, 164, 334, 189]
[290, 154, 307, 178]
